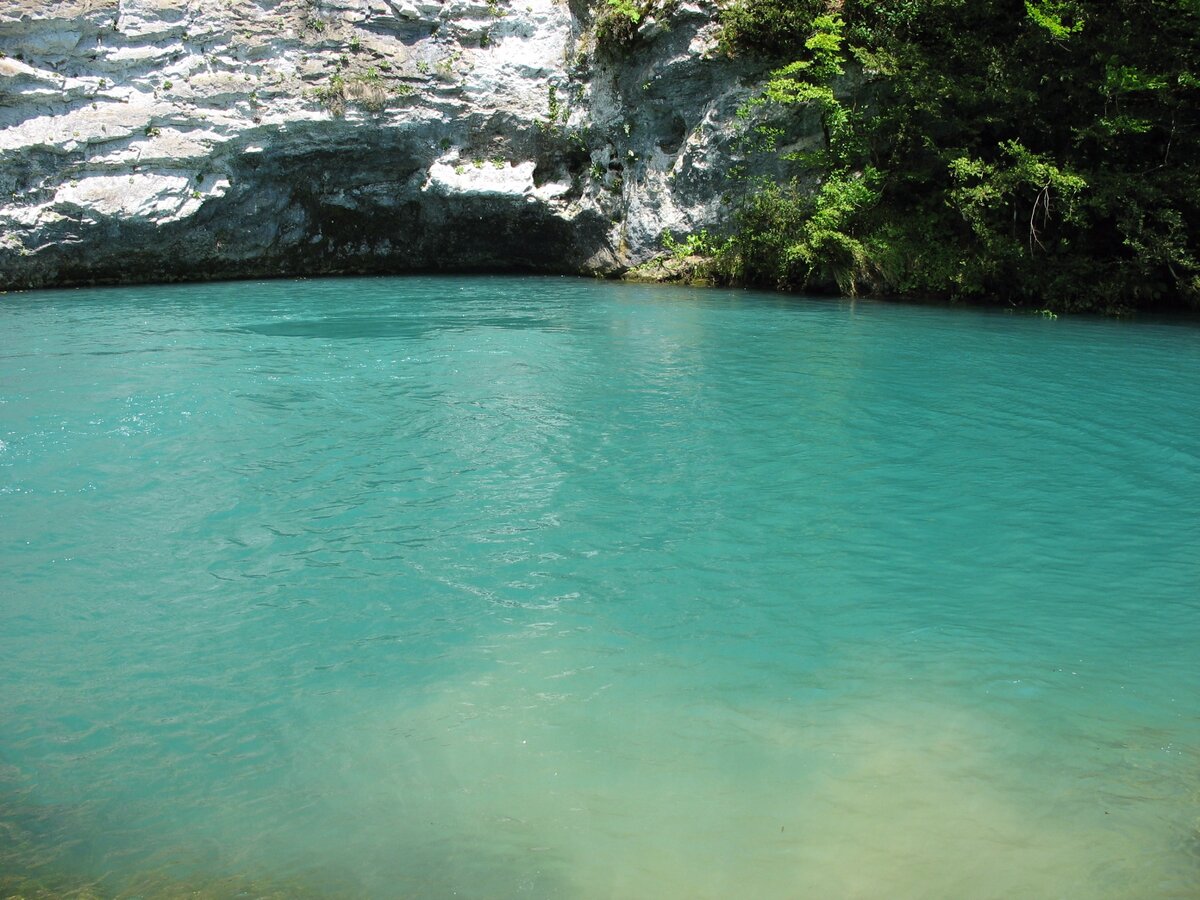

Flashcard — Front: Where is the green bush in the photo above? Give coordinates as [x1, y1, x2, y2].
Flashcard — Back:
[715, 0, 1200, 311]
[595, 0, 646, 49]
[719, 0, 825, 56]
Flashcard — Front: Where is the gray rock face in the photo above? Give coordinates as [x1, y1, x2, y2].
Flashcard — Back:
[0, 0, 780, 289]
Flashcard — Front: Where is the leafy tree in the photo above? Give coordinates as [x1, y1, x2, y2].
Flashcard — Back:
[714, 0, 1200, 311]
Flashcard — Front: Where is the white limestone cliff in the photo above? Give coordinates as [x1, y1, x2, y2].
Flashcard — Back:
[0, 0, 778, 288]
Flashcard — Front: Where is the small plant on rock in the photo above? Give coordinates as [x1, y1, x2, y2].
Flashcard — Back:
[594, 0, 658, 50]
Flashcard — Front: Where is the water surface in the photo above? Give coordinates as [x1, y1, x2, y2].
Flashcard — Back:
[2, 276, 1198, 897]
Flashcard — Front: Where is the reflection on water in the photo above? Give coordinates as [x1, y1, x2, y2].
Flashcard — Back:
[1, 276, 1198, 897]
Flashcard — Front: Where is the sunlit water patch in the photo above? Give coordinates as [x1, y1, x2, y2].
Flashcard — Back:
[2, 276, 1198, 898]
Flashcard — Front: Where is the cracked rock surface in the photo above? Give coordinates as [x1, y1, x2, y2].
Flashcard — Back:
[0, 0, 785, 288]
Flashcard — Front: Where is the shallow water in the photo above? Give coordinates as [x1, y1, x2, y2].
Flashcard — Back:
[1, 276, 1198, 898]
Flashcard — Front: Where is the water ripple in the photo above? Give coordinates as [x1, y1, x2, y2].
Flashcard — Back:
[1, 277, 1198, 898]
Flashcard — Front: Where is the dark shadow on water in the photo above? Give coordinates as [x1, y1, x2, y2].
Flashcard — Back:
[235, 313, 561, 339]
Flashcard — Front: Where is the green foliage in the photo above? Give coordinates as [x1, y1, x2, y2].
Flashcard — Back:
[594, 0, 669, 51]
[595, 0, 643, 47]
[1024, 0, 1083, 39]
[947, 141, 1087, 251]
[714, 0, 1200, 311]
[719, 0, 824, 57]
[539, 84, 570, 133]
[738, 15, 860, 168]
[719, 170, 881, 294]
[661, 228, 728, 259]
[607, 0, 643, 24]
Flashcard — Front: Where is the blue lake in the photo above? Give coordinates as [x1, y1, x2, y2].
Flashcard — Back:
[1, 276, 1198, 897]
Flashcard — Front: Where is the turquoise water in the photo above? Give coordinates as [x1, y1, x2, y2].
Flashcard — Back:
[1, 276, 1198, 898]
